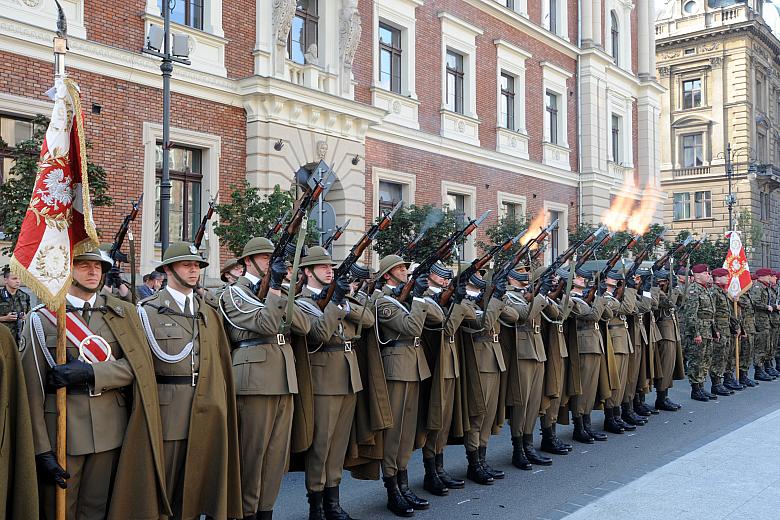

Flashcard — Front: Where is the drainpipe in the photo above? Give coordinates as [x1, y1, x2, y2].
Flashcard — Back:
[577, 0, 583, 226]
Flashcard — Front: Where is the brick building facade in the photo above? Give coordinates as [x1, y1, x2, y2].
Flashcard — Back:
[0, 0, 660, 277]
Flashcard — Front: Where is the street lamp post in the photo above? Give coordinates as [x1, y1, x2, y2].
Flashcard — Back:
[142, 0, 190, 255]
[726, 142, 735, 231]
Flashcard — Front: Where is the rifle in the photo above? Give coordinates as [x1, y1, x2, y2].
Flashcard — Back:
[676, 233, 707, 267]
[106, 194, 142, 289]
[266, 210, 290, 239]
[256, 172, 333, 299]
[533, 225, 607, 296]
[396, 210, 492, 302]
[316, 201, 402, 310]
[322, 219, 350, 250]
[617, 227, 667, 298]
[395, 228, 428, 257]
[576, 230, 615, 268]
[652, 234, 694, 271]
[193, 192, 218, 249]
[438, 231, 519, 307]
[586, 234, 640, 303]
[491, 219, 559, 294]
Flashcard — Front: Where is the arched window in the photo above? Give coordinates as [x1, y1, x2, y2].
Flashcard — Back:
[611, 11, 619, 65]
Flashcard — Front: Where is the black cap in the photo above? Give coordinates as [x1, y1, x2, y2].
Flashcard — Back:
[654, 268, 670, 280]
[431, 262, 454, 280]
[468, 273, 487, 290]
[607, 270, 624, 281]
[508, 270, 529, 282]
[575, 267, 594, 280]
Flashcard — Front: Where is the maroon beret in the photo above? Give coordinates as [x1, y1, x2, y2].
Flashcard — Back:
[691, 264, 709, 274]
[711, 268, 729, 277]
[751, 273, 757, 280]
[756, 268, 773, 277]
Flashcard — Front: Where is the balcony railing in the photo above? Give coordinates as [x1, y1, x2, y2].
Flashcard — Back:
[673, 166, 710, 178]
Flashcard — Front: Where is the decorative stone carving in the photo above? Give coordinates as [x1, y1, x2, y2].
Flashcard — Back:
[304, 44, 318, 65]
[699, 42, 719, 52]
[272, 0, 296, 75]
[339, 0, 362, 96]
[662, 50, 680, 60]
[21, 0, 41, 7]
[658, 66, 670, 77]
[392, 100, 401, 114]
[316, 140, 328, 160]
[710, 57, 723, 68]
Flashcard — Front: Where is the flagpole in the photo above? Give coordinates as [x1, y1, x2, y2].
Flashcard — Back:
[53, 23, 68, 520]
[734, 300, 740, 381]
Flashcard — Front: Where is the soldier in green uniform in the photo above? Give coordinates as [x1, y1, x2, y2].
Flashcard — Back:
[749, 268, 776, 382]
[374, 254, 431, 517]
[458, 270, 515, 483]
[710, 268, 741, 394]
[0, 267, 31, 344]
[768, 271, 780, 376]
[736, 284, 758, 387]
[138, 242, 242, 519]
[682, 264, 717, 402]
[20, 244, 168, 520]
[294, 246, 372, 520]
[502, 270, 553, 469]
[568, 269, 612, 443]
[220, 237, 311, 520]
[420, 262, 471, 496]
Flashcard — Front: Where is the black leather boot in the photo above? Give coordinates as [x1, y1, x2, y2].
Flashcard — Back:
[308, 491, 326, 520]
[723, 372, 744, 391]
[397, 469, 429, 510]
[740, 371, 758, 387]
[422, 457, 448, 497]
[710, 376, 731, 396]
[511, 436, 532, 469]
[552, 423, 573, 451]
[603, 407, 624, 434]
[765, 361, 780, 378]
[323, 486, 353, 520]
[641, 392, 660, 415]
[584, 414, 608, 441]
[633, 394, 653, 417]
[383, 476, 414, 517]
[244, 515, 258, 520]
[572, 415, 594, 444]
[540, 426, 569, 455]
[655, 390, 681, 411]
[690, 383, 708, 402]
[755, 364, 773, 381]
[523, 433, 553, 465]
[466, 449, 494, 485]
[478, 446, 504, 479]
[613, 406, 636, 431]
[622, 401, 648, 424]
[435, 453, 464, 489]
[256, 511, 272, 520]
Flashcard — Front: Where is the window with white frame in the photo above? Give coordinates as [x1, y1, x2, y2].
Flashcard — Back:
[681, 133, 704, 167]
[0, 114, 36, 185]
[610, 11, 619, 66]
[498, 192, 527, 222]
[155, 144, 203, 243]
[547, 209, 562, 259]
[373, 168, 415, 223]
[158, 0, 203, 30]
[694, 190, 711, 219]
[288, 0, 319, 65]
[542, 0, 567, 39]
[500, 72, 516, 130]
[495, 40, 530, 137]
[378, 180, 404, 216]
[378, 22, 402, 94]
[546, 91, 560, 145]
[442, 180, 477, 260]
[611, 114, 622, 164]
[756, 72, 765, 112]
[682, 79, 702, 109]
[543, 201, 569, 265]
[549, 0, 558, 35]
[673, 192, 691, 220]
[758, 132, 767, 163]
[446, 50, 465, 114]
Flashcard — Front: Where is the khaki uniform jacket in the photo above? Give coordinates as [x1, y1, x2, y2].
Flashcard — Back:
[297, 287, 369, 395]
[0, 325, 39, 520]
[501, 290, 548, 408]
[541, 298, 571, 402]
[657, 288, 681, 342]
[570, 294, 611, 355]
[375, 286, 431, 382]
[139, 289, 242, 519]
[603, 290, 635, 355]
[20, 294, 171, 519]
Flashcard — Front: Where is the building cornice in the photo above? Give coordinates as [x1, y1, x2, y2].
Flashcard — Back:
[656, 20, 780, 62]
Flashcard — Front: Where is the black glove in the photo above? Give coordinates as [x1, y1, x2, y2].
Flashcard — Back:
[269, 256, 287, 290]
[36, 451, 70, 489]
[105, 266, 122, 289]
[412, 275, 429, 298]
[581, 287, 593, 300]
[625, 276, 637, 289]
[597, 280, 608, 296]
[332, 276, 351, 305]
[538, 274, 553, 296]
[641, 275, 652, 293]
[390, 284, 404, 298]
[491, 276, 507, 300]
[47, 359, 95, 389]
[453, 277, 468, 304]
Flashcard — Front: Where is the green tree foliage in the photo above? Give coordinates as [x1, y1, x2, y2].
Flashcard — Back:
[212, 183, 319, 257]
[477, 213, 530, 265]
[0, 115, 112, 255]
[372, 204, 459, 263]
[669, 230, 729, 268]
[567, 223, 667, 261]
[736, 210, 762, 254]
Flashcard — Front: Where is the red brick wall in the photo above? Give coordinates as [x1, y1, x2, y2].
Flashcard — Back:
[354, 0, 579, 171]
[630, 5, 638, 75]
[0, 52, 246, 263]
[364, 138, 578, 246]
[224, 0, 256, 79]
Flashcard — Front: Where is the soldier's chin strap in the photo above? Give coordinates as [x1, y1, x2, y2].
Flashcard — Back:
[248, 256, 266, 280]
[167, 266, 198, 290]
[389, 272, 406, 287]
[308, 269, 328, 288]
[73, 277, 101, 294]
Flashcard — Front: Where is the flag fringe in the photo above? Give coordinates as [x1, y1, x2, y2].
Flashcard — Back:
[9, 255, 71, 310]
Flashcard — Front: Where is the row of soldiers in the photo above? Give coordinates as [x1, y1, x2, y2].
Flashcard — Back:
[2, 232, 773, 520]
[679, 264, 780, 401]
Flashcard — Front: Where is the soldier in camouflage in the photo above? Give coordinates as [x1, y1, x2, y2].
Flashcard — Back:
[769, 271, 780, 375]
[681, 264, 717, 402]
[748, 268, 776, 382]
[0, 268, 31, 344]
[736, 287, 758, 387]
[710, 268, 740, 395]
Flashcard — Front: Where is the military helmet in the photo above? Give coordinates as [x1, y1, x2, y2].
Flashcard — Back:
[508, 269, 529, 282]
[241, 237, 275, 259]
[299, 246, 338, 268]
[431, 262, 454, 280]
[468, 272, 487, 290]
[156, 242, 208, 272]
[377, 255, 409, 279]
[74, 243, 113, 273]
[220, 258, 242, 282]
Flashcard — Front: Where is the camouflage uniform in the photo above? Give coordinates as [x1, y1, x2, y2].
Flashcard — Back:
[736, 292, 755, 375]
[682, 282, 715, 385]
[770, 285, 780, 366]
[0, 287, 31, 344]
[710, 285, 737, 380]
[748, 282, 772, 365]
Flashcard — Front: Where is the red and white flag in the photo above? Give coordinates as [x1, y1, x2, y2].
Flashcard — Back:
[723, 230, 751, 301]
[10, 78, 99, 308]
